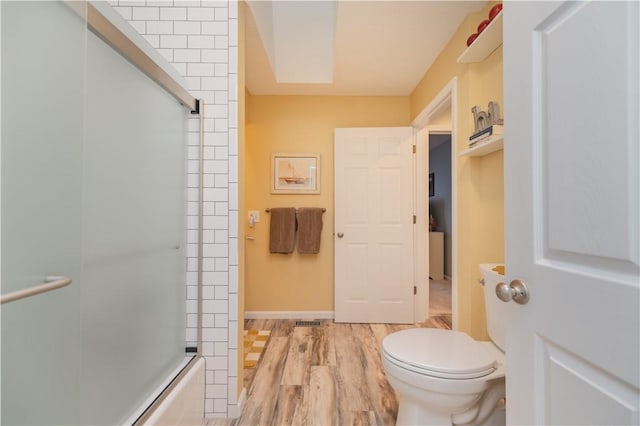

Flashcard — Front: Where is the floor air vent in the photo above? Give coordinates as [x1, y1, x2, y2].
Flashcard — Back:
[295, 320, 321, 327]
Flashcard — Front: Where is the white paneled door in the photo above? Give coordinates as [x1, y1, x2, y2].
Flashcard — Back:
[334, 127, 415, 323]
[504, 2, 639, 424]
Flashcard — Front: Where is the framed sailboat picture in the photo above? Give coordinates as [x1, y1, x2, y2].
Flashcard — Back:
[271, 153, 320, 194]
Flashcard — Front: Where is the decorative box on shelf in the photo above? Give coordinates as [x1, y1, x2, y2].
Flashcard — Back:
[462, 99, 504, 158]
[469, 124, 503, 145]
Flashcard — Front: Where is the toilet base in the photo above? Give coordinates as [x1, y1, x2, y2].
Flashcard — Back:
[396, 397, 451, 426]
[393, 381, 507, 426]
[396, 399, 506, 426]
[481, 406, 506, 426]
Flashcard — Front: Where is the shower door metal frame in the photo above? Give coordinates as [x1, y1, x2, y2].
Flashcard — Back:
[67, 1, 198, 112]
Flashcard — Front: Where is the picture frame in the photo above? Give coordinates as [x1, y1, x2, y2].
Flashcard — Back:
[429, 172, 435, 197]
[271, 153, 321, 194]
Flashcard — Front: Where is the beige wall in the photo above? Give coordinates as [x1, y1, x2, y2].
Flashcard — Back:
[410, 1, 504, 340]
[244, 96, 410, 311]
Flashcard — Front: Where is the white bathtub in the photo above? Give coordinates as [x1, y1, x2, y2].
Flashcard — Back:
[143, 357, 206, 426]
[124, 356, 205, 426]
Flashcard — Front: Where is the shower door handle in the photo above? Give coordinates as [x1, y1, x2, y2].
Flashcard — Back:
[0, 276, 72, 305]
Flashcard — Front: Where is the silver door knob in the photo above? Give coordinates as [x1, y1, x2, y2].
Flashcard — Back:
[495, 280, 530, 305]
[337, 232, 344, 238]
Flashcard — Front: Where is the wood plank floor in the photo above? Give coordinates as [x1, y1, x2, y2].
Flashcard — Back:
[210, 280, 451, 426]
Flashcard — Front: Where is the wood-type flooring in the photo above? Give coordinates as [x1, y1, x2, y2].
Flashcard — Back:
[209, 280, 452, 426]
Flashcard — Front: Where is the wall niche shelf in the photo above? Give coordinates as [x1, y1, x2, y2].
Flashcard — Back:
[458, 135, 503, 158]
[457, 11, 503, 63]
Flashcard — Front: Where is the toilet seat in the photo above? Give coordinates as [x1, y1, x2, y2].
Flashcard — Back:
[381, 328, 497, 380]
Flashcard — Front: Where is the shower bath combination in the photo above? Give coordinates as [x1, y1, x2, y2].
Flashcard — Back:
[1, 2, 205, 424]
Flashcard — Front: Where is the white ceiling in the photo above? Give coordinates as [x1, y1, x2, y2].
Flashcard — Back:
[245, 1, 486, 96]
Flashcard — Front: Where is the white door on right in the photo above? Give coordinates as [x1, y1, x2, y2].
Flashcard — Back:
[504, 2, 639, 425]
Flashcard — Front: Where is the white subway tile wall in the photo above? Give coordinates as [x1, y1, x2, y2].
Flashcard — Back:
[110, 0, 238, 418]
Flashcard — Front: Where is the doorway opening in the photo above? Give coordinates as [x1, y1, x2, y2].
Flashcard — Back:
[428, 132, 453, 319]
[413, 78, 457, 329]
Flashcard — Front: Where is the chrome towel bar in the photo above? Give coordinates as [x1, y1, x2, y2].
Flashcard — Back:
[0, 276, 72, 305]
[265, 208, 326, 213]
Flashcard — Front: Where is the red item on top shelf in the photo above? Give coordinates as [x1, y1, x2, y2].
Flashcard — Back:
[466, 33, 479, 47]
[477, 19, 490, 34]
[489, 3, 503, 21]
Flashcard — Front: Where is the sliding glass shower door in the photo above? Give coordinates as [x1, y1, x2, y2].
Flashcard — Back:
[1, 2, 86, 424]
[80, 21, 188, 424]
[2, 2, 189, 424]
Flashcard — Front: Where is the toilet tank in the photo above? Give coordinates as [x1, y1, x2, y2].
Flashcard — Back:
[479, 263, 509, 352]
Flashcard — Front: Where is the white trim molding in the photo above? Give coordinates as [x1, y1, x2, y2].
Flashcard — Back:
[227, 387, 246, 419]
[411, 76, 459, 331]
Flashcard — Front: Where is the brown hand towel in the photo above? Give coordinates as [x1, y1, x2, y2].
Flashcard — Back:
[297, 208, 324, 254]
[269, 207, 296, 254]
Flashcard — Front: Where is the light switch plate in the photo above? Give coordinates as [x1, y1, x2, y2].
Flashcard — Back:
[248, 210, 260, 223]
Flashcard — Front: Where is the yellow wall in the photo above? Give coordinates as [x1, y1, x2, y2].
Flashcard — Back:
[244, 96, 410, 311]
[410, 1, 504, 340]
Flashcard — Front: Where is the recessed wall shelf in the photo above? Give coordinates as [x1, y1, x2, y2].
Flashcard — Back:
[458, 135, 503, 157]
[457, 11, 503, 64]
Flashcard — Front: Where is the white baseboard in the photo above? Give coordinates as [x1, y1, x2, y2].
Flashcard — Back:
[227, 387, 246, 419]
[244, 311, 335, 319]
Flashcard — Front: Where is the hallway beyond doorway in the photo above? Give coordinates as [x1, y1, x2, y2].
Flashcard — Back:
[429, 278, 452, 316]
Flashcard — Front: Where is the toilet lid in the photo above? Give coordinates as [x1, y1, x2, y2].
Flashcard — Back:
[382, 328, 496, 379]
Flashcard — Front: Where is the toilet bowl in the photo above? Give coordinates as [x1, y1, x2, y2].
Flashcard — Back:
[381, 264, 508, 426]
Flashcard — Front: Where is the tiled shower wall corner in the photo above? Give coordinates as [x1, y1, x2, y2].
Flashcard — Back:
[110, 0, 239, 418]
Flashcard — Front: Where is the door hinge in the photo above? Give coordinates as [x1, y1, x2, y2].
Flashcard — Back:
[413, 215, 416, 224]
[413, 285, 417, 295]
[412, 145, 416, 154]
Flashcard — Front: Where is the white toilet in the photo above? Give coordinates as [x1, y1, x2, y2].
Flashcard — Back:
[381, 264, 508, 426]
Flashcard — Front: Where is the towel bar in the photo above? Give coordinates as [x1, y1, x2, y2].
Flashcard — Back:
[265, 208, 326, 213]
[1, 276, 72, 304]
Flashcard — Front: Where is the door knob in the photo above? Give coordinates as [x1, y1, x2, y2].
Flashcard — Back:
[495, 279, 530, 305]
[337, 232, 344, 238]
